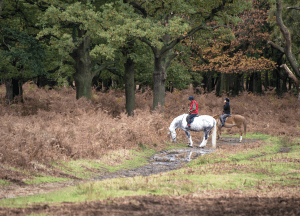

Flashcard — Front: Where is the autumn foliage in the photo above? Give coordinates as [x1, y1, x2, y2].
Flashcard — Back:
[0, 83, 299, 173]
[191, 0, 276, 74]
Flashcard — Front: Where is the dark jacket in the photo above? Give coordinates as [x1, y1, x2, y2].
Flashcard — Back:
[223, 102, 231, 114]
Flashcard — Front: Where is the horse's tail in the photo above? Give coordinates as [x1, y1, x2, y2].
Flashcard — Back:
[243, 117, 247, 138]
[212, 119, 217, 149]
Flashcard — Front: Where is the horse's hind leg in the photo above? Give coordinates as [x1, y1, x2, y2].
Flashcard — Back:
[199, 127, 211, 148]
[238, 127, 243, 142]
[185, 130, 193, 147]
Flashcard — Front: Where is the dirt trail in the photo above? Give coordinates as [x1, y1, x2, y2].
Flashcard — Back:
[0, 138, 259, 200]
[1, 193, 299, 216]
[1, 138, 299, 216]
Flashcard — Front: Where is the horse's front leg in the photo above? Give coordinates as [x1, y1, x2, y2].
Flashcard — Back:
[185, 130, 193, 147]
[217, 126, 222, 140]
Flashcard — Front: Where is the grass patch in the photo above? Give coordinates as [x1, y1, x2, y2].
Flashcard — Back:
[2, 134, 299, 207]
[51, 142, 187, 178]
[223, 132, 273, 141]
[278, 136, 300, 148]
[0, 179, 12, 186]
[25, 177, 71, 185]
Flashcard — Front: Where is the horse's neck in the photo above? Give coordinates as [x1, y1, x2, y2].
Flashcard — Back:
[170, 114, 186, 130]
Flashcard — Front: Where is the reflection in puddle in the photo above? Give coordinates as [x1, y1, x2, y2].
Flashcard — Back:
[151, 148, 215, 164]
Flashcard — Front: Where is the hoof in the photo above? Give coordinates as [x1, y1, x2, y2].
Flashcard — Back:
[188, 145, 193, 148]
[198, 146, 205, 149]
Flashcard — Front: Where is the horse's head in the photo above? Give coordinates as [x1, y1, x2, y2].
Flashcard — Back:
[168, 127, 176, 142]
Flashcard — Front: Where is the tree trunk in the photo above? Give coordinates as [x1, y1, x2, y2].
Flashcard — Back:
[268, 0, 300, 83]
[233, 73, 241, 96]
[225, 74, 230, 93]
[5, 79, 14, 104]
[124, 57, 135, 116]
[275, 70, 281, 95]
[215, 73, 221, 96]
[153, 56, 166, 110]
[246, 74, 249, 91]
[253, 72, 257, 94]
[241, 73, 245, 91]
[5, 78, 23, 104]
[219, 73, 226, 96]
[281, 72, 288, 93]
[0, 0, 4, 17]
[280, 64, 299, 94]
[256, 72, 262, 94]
[71, 29, 92, 100]
[207, 71, 212, 92]
[249, 73, 254, 92]
[264, 71, 269, 90]
[74, 74, 92, 100]
[18, 79, 23, 103]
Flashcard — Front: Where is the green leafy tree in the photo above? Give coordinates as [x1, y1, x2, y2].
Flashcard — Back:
[36, 0, 123, 100]
[0, 0, 50, 103]
[123, 0, 251, 110]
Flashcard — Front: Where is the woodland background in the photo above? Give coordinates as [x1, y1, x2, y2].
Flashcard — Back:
[0, 0, 300, 171]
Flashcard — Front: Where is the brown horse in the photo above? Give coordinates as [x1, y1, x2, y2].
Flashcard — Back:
[213, 114, 247, 142]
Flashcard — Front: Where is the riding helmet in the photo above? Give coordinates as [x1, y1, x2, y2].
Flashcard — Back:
[224, 98, 230, 102]
[188, 96, 194, 100]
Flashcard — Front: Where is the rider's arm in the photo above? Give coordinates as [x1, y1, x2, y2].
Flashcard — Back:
[224, 103, 230, 113]
[190, 103, 196, 112]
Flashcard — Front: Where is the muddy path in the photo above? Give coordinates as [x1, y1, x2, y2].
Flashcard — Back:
[0, 137, 259, 200]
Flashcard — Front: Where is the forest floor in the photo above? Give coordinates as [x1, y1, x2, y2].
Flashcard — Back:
[0, 84, 299, 215]
[1, 137, 300, 215]
[1, 193, 299, 215]
[0, 137, 258, 200]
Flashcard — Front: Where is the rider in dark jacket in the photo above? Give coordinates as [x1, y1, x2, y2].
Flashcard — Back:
[220, 98, 231, 127]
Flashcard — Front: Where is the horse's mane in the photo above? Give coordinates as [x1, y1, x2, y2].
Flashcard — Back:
[213, 114, 220, 119]
[169, 113, 187, 129]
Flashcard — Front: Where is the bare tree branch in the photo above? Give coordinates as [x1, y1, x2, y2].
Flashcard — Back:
[274, 0, 300, 78]
[138, 37, 159, 57]
[286, 6, 300, 10]
[280, 64, 299, 90]
[267, 41, 285, 53]
[164, 51, 181, 69]
[93, 60, 120, 77]
[160, 25, 228, 57]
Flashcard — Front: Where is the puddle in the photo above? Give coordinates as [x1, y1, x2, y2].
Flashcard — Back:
[94, 138, 260, 181]
[94, 146, 215, 181]
[152, 148, 215, 164]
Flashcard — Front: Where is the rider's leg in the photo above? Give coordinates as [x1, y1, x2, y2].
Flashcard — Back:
[186, 114, 192, 128]
[187, 114, 196, 128]
[220, 114, 225, 127]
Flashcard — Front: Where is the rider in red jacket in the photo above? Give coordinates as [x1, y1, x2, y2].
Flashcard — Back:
[187, 96, 198, 128]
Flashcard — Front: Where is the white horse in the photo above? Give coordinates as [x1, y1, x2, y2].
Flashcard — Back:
[168, 114, 217, 148]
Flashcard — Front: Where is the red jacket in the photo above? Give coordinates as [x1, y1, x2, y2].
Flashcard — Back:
[190, 100, 198, 114]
